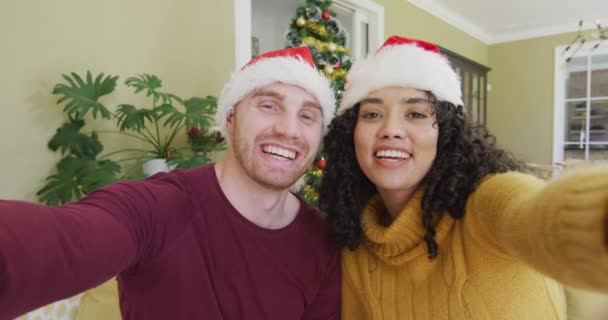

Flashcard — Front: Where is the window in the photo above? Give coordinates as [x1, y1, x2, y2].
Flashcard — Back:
[440, 47, 490, 125]
[554, 42, 608, 162]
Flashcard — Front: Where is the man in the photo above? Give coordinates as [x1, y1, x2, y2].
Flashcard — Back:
[0, 46, 340, 319]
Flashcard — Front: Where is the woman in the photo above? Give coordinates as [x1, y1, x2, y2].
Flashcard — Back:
[319, 35, 608, 319]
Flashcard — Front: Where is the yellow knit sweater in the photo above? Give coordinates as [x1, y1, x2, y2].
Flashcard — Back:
[342, 168, 608, 320]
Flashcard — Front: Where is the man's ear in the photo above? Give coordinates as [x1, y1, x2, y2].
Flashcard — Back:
[226, 110, 235, 136]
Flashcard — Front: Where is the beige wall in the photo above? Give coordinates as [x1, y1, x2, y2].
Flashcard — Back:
[0, 0, 234, 200]
[374, 0, 488, 66]
[488, 33, 575, 164]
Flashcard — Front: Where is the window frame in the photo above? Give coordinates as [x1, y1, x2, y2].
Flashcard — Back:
[553, 41, 608, 162]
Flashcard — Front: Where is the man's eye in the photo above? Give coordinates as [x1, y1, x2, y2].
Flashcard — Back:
[300, 111, 319, 123]
[259, 103, 277, 111]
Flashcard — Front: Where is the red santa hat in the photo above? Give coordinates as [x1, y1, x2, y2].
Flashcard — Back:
[337, 36, 463, 115]
[215, 46, 336, 138]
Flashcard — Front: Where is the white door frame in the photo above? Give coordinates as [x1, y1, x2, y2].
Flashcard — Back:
[234, 0, 384, 69]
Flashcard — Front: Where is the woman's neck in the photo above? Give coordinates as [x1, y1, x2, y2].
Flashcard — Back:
[377, 186, 419, 221]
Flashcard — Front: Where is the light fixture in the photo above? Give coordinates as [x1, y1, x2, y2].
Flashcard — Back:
[563, 20, 607, 62]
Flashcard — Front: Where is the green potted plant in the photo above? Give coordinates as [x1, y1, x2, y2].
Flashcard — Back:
[167, 125, 226, 170]
[37, 71, 223, 205]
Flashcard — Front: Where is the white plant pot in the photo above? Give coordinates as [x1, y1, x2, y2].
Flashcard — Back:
[142, 158, 175, 176]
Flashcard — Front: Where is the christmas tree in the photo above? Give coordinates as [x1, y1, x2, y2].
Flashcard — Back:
[285, 0, 352, 206]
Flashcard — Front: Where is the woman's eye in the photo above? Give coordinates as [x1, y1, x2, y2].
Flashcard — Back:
[408, 112, 428, 119]
[362, 112, 381, 119]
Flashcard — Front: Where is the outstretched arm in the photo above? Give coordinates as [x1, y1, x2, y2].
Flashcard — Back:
[0, 172, 191, 318]
[467, 166, 608, 292]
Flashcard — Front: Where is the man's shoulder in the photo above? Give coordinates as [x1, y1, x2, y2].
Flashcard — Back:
[294, 198, 334, 246]
[296, 198, 325, 226]
[163, 164, 215, 189]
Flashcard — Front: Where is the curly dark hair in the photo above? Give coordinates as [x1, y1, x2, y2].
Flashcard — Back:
[318, 93, 525, 259]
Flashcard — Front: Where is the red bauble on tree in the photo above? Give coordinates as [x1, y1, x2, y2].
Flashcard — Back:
[317, 158, 327, 170]
[322, 11, 331, 20]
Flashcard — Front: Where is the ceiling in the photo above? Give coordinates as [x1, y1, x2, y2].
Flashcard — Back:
[408, 0, 608, 44]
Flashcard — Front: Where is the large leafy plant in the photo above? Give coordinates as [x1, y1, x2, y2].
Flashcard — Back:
[37, 71, 223, 205]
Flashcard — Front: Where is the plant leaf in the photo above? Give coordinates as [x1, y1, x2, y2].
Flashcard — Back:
[47, 120, 103, 159]
[182, 96, 218, 129]
[167, 152, 212, 169]
[125, 74, 165, 102]
[52, 71, 117, 120]
[36, 156, 121, 205]
[36, 156, 85, 205]
[156, 103, 183, 128]
[78, 159, 121, 193]
[115, 104, 157, 132]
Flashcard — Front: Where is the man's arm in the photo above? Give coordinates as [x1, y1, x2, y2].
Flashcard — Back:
[0, 171, 192, 318]
[302, 249, 341, 320]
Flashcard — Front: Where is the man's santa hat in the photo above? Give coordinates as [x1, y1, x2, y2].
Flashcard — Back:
[215, 46, 336, 138]
[337, 36, 463, 115]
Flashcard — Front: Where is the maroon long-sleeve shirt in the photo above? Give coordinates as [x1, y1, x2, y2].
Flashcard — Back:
[0, 164, 340, 319]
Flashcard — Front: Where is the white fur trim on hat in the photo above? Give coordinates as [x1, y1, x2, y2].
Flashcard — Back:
[337, 44, 463, 115]
[215, 56, 336, 138]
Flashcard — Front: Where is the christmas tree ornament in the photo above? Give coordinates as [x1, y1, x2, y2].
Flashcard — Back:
[333, 61, 341, 69]
[322, 11, 331, 20]
[326, 19, 341, 35]
[324, 65, 334, 75]
[317, 158, 327, 170]
[305, 7, 322, 22]
[328, 42, 337, 53]
[296, 16, 307, 27]
[328, 55, 340, 65]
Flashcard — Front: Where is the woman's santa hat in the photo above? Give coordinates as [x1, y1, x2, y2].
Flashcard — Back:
[215, 46, 336, 138]
[337, 36, 463, 115]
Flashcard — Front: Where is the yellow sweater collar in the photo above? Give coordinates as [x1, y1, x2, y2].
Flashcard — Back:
[361, 189, 455, 266]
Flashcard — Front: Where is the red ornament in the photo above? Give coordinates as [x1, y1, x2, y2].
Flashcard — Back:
[322, 11, 331, 20]
[333, 61, 341, 69]
[317, 158, 327, 170]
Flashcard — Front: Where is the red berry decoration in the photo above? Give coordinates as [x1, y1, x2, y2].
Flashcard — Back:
[188, 126, 200, 138]
[322, 11, 331, 20]
[317, 158, 327, 170]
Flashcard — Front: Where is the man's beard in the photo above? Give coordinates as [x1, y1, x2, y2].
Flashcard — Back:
[231, 132, 311, 191]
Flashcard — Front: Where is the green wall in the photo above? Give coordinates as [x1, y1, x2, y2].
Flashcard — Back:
[488, 33, 576, 164]
[0, 0, 234, 200]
